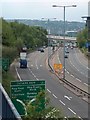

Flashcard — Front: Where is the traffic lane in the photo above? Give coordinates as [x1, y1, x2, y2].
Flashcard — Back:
[74, 48, 88, 67]
[69, 49, 88, 77]
[28, 48, 48, 70]
[18, 48, 88, 118]
[58, 48, 88, 84]
[65, 58, 88, 84]
[51, 47, 88, 93]
[16, 66, 37, 80]
[27, 53, 88, 118]
[29, 64, 88, 118]
[47, 92, 76, 118]
[53, 49, 88, 83]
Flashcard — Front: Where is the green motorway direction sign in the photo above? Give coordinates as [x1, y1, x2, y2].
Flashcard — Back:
[11, 80, 45, 116]
[0, 58, 10, 71]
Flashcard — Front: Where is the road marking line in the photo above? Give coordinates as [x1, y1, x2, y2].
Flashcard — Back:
[31, 64, 33, 67]
[47, 89, 51, 93]
[28, 68, 39, 80]
[59, 100, 65, 106]
[36, 78, 39, 80]
[52, 94, 57, 98]
[76, 78, 81, 82]
[84, 83, 88, 86]
[71, 74, 74, 77]
[35, 60, 39, 69]
[68, 107, 76, 115]
[40, 65, 42, 67]
[78, 116, 83, 120]
[15, 68, 22, 81]
[67, 71, 69, 74]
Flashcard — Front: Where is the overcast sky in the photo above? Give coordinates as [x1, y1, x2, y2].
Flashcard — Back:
[1, 0, 90, 22]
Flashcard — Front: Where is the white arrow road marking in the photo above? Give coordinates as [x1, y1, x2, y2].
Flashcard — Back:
[64, 95, 72, 101]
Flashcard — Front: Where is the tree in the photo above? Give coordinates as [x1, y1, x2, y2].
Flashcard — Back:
[23, 91, 64, 120]
[2, 19, 16, 46]
[77, 28, 88, 48]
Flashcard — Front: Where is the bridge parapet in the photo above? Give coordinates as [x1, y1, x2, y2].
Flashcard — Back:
[47, 35, 76, 41]
[0, 83, 22, 120]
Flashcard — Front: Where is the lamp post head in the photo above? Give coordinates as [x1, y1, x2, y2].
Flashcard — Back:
[52, 5, 57, 7]
[72, 5, 77, 7]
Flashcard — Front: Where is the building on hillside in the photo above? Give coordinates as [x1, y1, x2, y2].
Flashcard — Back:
[65, 31, 78, 37]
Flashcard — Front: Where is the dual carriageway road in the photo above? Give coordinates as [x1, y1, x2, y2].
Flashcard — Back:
[15, 47, 89, 119]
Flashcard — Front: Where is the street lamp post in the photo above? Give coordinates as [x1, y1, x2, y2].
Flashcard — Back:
[41, 18, 56, 66]
[52, 5, 76, 79]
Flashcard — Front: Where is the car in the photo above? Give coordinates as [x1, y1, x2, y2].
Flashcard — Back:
[65, 50, 69, 53]
[64, 53, 68, 58]
[38, 48, 42, 51]
[71, 46, 73, 49]
[43, 46, 46, 49]
[40, 48, 44, 52]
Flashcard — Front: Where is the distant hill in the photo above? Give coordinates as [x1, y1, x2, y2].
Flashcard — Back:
[6, 19, 85, 36]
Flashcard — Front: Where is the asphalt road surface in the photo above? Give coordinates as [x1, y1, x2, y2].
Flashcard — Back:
[15, 48, 88, 119]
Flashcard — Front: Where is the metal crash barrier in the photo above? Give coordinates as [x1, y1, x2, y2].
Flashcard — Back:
[0, 83, 22, 120]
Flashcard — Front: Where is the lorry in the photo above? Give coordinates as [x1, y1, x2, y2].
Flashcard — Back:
[20, 59, 27, 68]
[20, 52, 27, 68]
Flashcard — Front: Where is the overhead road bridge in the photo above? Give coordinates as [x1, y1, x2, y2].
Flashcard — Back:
[47, 34, 77, 42]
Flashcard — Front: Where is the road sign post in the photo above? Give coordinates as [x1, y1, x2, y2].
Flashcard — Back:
[11, 80, 45, 116]
[54, 64, 63, 78]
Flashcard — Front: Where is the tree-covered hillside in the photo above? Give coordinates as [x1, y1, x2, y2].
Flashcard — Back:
[7, 19, 85, 36]
[1, 18, 48, 94]
[2, 18, 48, 63]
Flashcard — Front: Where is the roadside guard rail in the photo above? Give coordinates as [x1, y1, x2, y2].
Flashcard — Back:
[48, 48, 90, 101]
[0, 83, 22, 120]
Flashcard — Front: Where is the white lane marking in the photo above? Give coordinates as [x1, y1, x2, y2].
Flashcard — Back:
[69, 58, 88, 77]
[64, 95, 72, 101]
[71, 74, 74, 77]
[36, 78, 39, 80]
[28, 68, 38, 80]
[59, 100, 65, 106]
[74, 49, 90, 70]
[78, 116, 83, 120]
[76, 78, 81, 82]
[68, 107, 76, 115]
[35, 60, 39, 69]
[57, 51, 61, 64]
[72, 75, 74, 78]
[67, 71, 69, 74]
[40, 65, 42, 67]
[52, 94, 57, 99]
[31, 64, 33, 67]
[64, 117, 67, 119]
[15, 67, 22, 81]
[84, 83, 88, 86]
[47, 89, 51, 93]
